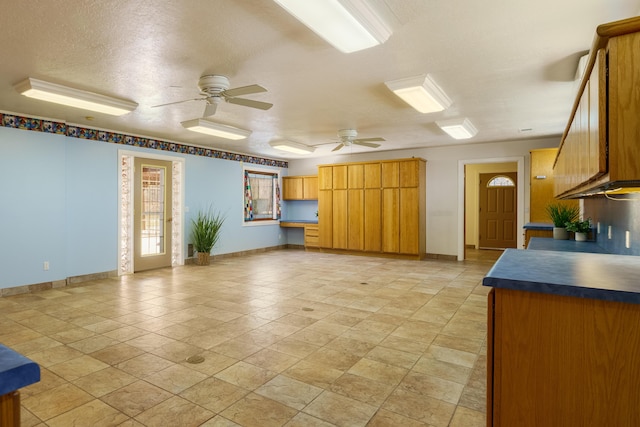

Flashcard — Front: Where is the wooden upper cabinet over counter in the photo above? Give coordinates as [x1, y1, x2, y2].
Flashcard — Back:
[282, 175, 318, 200]
[554, 16, 640, 198]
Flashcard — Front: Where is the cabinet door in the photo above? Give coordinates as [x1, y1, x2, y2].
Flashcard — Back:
[333, 165, 348, 190]
[318, 189, 332, 248]
[364, 188, 381, 252]
[348, 164, 364, 189]
[332, 190, 348, 249]
[364, 163, 381, 189]
[399, 188, 419, 254]
[588, 49, 606, 181]
[381, 162, 399, 188]
[319, 166, 333, 190]
[382, 188, 399, 253]
[282, 177, 303, 200]
[303, 176, 318, 200]
[348, 189, 364, 250]
[399, 160, 420, 187]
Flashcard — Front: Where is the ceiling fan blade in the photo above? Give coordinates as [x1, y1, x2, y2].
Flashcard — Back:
[332, 143, 345, 152]
[354, 141, 381, 148]
[223, 84, 267, 97]
[151, 97, 206, 108]
[354, 137, 385, 143]
[226, 97, 273, 110]
[203, 102, 217, 117]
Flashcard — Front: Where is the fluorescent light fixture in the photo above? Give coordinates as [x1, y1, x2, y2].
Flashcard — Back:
[269, 140, 316, 154]
[385, 74, 452, 114]
[436, 118, 478, 140]
[14, 77, 137, 116]
[181, 118, 251, 140]
[273, 0, 392, 53]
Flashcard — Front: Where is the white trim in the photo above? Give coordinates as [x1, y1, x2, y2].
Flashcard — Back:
[242, 165, 282, 227]
[118, 150, 186, 273]
[457, 156, 525, 261]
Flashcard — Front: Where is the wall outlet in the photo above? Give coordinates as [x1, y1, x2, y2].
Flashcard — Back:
[626, 231, 631, 249]
[43, 261, 49, 271]
[597, 222, 601, 234]
[608, 226, 612, 240]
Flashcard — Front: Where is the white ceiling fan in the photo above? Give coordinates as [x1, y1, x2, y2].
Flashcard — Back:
[152, 75, 273, 117]
[331, 129, 384, 152]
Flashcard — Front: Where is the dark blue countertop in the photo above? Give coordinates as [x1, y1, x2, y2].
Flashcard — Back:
[527, 237, 608, 253]
[281, 219, 318, 224]
[483, 248, 640, 304]
[523, 222, 554, 230]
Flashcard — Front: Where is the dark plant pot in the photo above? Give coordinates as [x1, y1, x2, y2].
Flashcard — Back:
[553, 227, 569, 240]
[196, 252, 210, 266]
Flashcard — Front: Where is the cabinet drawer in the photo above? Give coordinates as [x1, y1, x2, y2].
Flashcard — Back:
[304, 225, 319, 247]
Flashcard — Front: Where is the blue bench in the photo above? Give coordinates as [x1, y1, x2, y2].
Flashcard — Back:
[0, 345, 40, 426]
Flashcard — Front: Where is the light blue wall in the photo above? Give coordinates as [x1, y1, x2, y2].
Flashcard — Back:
[0, 127, 67, 287]
[65, 137, 119, 277]
[0, 126, 285, 289]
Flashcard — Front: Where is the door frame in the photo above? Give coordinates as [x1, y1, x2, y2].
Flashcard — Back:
[118, 149, 185, 275]
[457, 156, 525, 261]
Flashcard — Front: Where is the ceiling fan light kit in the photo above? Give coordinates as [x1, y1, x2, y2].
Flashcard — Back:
[273, 0, 392, 53]
[436, 117, 478, 140]
[269, 140, 316, 154]
[385, 74, 452, 114]
[181, 118, 251, 140]
[14, 77, 138, 116]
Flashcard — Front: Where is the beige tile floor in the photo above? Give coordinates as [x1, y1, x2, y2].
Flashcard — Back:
[1, 248, 502, 427]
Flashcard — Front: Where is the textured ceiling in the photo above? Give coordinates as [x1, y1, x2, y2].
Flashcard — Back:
[1, 0, 639, 159]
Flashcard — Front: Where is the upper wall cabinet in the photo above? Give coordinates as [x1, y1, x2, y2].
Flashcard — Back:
[282, 175, 318, 200]
[554, 17, 640, 198]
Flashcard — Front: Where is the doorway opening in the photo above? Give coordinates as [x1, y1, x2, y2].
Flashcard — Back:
[458, 157, 525, 261]
[118, 150, 185, 275]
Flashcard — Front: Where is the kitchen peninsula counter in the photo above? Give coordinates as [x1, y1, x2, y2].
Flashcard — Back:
[484, 244, 640, 426]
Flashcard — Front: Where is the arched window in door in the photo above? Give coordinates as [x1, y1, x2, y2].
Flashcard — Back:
[487, 175, 516, 187]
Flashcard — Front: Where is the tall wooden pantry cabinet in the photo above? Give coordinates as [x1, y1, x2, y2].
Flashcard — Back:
[318, 158, 426, 258]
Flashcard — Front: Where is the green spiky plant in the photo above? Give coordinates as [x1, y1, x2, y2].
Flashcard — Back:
[191, 207, 225, 265]
[545, 203, 580, 227]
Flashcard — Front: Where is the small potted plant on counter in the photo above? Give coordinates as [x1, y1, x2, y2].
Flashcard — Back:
[566, 218, 591, 241]
[191, 207, 226, 265]
[545, 203, 580, 240]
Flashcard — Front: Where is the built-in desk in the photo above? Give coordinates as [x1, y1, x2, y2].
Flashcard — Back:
[280, 220, 319, 248]
[522, 222, 553, 247]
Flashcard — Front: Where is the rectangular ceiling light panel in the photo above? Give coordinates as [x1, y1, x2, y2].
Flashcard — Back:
[436, 118, 478, 139]
[181, 119, 251, 140]
[385, 74, 452, 114]
[14, 78, 137, 116]
[273, 0, 392, 53]
[269, 140, 316, 154]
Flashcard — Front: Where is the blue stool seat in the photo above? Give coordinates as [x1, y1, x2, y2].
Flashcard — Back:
[0, 345, 40, 395]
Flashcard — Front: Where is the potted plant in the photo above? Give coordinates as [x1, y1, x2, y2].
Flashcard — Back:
[545, 203, 580, 240]
[566, 218, 591, 241]
[191, 207, 226, 265]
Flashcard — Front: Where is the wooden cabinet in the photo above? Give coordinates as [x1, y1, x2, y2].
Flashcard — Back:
[529, 149, 578, 223]
[554, 17, 640, 197]
[488, 287, 640, 426]
[304, 225, 319, 248]
[318, 167, 333, 248]
[282, 175, 318, 200]
[318, 158, 426, 258]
